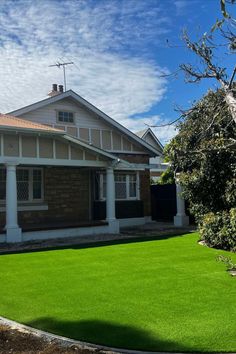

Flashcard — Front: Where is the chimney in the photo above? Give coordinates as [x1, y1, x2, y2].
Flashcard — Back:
[58, 85, 64, 93]
[48, 84, 60, 97]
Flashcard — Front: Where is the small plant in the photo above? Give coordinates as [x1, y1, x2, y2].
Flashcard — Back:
[216, 255, 236, 271]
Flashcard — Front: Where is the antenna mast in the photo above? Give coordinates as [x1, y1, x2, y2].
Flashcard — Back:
[49, 61, 74, 91]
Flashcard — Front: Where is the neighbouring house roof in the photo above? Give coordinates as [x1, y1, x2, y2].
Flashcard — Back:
[135, 128, 163, 154]
[135, 128, 148, 138]
[8, 90, 160, 157]
[0, 113, 63, 134]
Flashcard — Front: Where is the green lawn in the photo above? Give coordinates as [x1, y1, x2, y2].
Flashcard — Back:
[0, 233, 236, 352]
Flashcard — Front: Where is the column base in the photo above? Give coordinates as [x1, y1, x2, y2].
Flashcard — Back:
[6, 227, 22, 243]
[174, 215, 189, 227]
[107, 219, 120, 234]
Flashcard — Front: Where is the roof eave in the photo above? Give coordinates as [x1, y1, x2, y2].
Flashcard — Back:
[0, 126, 64, 135]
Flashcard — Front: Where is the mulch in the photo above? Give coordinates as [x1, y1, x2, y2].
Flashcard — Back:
[0, 324, 97, 354]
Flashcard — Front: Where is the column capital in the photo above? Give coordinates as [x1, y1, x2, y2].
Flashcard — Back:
[5, 161, 19, 168]
[106, 166, 114, 173]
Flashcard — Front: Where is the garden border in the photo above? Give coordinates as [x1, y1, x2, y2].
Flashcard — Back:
[0, 316, 234, 354]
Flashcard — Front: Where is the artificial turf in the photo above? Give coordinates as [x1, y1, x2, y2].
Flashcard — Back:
[0, 233, 235, 352]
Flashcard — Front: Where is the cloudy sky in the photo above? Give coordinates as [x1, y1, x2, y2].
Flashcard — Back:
[0, 0, 234, 143]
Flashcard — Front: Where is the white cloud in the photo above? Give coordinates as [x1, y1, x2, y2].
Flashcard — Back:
[174, 0, 191, 15]
[0, 0, 173, 143]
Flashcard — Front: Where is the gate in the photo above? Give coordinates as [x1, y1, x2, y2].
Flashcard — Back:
[151, 184, 177, 221]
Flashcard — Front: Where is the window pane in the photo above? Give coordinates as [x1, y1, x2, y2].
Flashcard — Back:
[115, 174, 126, 182]
[129, 175, 137, 197]
[58, 111, 74, 123]
[17, 169, 29, 201]
[115, 174, 126, 199]
[33, 170, 42, 199]
[115, 183, 126, 199]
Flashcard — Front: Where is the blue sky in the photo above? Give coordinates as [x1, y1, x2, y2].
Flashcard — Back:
[0, 0, 235, 143]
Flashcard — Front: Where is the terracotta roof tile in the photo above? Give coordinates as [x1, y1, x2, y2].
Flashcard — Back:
[0, 114, 62, 133]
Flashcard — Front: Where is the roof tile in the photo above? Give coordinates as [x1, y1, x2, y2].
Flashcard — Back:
[0, 114, 62, 133]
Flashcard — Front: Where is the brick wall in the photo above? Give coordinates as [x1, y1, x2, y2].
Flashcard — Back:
[0, 167, 91, 227]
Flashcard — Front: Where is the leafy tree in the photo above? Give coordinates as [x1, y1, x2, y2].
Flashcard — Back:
[166, 89, 236, 250]
[157, 167, 175, 185]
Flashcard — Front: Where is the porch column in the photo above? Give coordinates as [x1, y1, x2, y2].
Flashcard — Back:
[106, 167, 119, 233]
[5, 163, 22, 242]
[174, 181, 189, 227]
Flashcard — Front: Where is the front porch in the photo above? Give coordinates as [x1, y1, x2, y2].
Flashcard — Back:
[0, 164, 121, 243]
[0, 128, 153, 243]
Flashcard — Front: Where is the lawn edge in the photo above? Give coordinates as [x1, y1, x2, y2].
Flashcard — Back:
[0, 316, 234, 354]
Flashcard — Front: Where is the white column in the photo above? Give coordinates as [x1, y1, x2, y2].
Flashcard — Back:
[174, 182, 189, 227]
[5, 163, 22, 242]
[106, 167, 119, 233]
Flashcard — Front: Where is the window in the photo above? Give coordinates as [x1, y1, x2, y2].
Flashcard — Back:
[58, 111, 74, 123]
[17, 169, 29, 201]
[115, 174, 126, 199]
[95, 172, 139, 200]
[0, 168, 43, 203]
[129, 174, 137, 198]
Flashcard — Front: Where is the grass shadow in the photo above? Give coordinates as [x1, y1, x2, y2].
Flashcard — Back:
[0, 231, 196, 256]
[26, 317, 197, 352]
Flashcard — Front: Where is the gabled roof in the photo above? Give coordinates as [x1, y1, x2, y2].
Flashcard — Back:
[0, 114, 63, 134]
[135, 128, 148, 138]
[8, 90, 160, 157]
[135, 128, 163, 154]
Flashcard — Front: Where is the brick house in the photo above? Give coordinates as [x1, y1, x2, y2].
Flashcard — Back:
[0, 85, 162, 243]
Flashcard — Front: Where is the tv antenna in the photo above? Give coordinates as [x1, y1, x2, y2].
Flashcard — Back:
[49, 61, 74, 91]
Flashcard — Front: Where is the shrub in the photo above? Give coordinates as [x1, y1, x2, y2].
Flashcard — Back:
[199, 208, 236, 251]
[216, 255, 236, 271]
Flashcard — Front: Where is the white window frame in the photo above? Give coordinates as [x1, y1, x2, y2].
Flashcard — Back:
[0, 167, 44, 204]
[95, 172, 140, 201]
[57, 110, 75, 124]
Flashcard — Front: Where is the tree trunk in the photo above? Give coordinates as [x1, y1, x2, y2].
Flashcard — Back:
[225, 90, 236, 124]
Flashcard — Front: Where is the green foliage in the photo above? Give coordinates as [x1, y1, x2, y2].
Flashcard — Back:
[157, 167, 175, 185]
[200, 208, 236, 251]
[166, 89, 236, 250]
[216, 254, 236, 271]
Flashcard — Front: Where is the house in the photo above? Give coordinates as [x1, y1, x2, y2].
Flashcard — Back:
[136, 128, 168, 181]
[0, 84, 162, 243]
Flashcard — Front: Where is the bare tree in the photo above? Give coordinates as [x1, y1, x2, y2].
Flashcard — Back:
[148, 0, 236, 128]
[180, 29, 236, 124]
